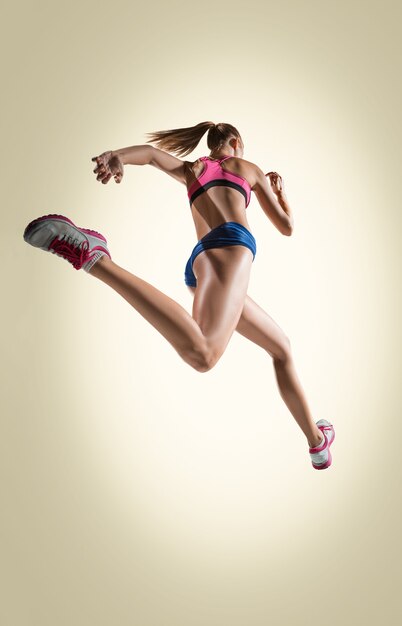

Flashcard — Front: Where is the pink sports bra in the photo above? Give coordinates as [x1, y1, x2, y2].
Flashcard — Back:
[187, 156, 252, 208]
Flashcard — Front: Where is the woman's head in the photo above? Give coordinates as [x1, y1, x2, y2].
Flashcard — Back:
[145, 121, 244, 158]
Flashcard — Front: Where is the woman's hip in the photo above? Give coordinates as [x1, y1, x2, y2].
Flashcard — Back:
[192, 221, 257, 259]
[184, 221, 257, 287]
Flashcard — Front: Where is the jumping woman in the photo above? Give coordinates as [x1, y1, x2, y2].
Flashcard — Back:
[23, 121, 335, 469]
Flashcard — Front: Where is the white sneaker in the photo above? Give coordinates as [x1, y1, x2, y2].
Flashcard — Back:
[23, 213, 112, 273]
[309, 419, 335, 470]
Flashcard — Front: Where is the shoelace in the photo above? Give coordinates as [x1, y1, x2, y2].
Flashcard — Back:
[49, 235, 91, 270]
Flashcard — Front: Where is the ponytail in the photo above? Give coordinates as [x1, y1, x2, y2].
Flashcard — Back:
[144, 121, 241, 158]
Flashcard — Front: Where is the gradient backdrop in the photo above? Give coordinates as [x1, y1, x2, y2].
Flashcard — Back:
[2, 1, 401, 624]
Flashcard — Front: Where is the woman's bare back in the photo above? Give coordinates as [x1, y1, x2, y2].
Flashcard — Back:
[185, 157, 259, 240]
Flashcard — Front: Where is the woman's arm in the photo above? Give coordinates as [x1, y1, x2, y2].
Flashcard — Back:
[252, 167, 294, 235]
[112, 144, 153, 166]
[92, 145, 188, 186]
[275, 190, 294, 232]
[91, 145, 153, 185]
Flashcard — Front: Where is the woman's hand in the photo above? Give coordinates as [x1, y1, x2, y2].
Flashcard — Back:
[91, 151, 124, 184]
[265, 171, 284, 196]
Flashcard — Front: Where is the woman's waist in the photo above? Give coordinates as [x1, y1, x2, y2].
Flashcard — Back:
[192, 212, 252, 241]
[192, 221, 257, 254]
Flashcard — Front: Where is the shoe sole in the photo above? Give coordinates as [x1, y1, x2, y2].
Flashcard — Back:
[311, 428, 335, 470]
[23, 213, 107, 243]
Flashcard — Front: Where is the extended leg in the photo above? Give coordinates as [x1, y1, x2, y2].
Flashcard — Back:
[89, 256, 210, 371]
[23, 214, 250, 374]
[89, 249, 252, 373]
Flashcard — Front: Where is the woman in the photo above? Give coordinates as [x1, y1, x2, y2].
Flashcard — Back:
[23, 121, 335, 469]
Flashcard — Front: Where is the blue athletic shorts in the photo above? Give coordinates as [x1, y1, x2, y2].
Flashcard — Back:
[184, 221, 257, 287]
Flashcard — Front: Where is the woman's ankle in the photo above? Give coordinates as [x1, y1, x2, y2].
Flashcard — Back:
[88, 253, 112, 275]
[308, 430, 324, 448]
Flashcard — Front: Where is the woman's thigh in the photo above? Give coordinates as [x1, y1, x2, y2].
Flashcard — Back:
[190, 245, 253, 358]
[187, 285, 290, 361]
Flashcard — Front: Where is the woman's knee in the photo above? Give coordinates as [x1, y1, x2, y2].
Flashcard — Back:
[187, 339, 224, 373]
[180, 339, 217, 373]
[271, 335, 292, 363]
[194, 344, 222, 373]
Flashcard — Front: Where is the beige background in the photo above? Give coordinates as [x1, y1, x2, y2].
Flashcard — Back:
[2, 0, 401, 624]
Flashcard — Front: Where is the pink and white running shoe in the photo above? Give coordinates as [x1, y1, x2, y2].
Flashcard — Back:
[309, 419, 336, 470]
[23, 213, 112, 273]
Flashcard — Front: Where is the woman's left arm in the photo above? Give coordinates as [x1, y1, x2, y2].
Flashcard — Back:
[91, 145, 152, 185]
[117, 145, 188, 185]
[112, 144, 153, 166]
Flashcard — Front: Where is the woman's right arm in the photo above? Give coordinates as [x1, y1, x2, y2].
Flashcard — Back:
[252, 166, 294, 235]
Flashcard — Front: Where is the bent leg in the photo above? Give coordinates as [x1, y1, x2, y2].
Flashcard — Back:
[190, 245, 254, 369]
[235, 294, 323, 445]
[187, 285, 323, 446]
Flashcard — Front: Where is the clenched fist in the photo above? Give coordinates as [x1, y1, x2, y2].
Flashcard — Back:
[266, 171, 284, 195]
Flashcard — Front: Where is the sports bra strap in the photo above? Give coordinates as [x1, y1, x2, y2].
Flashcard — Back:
[202, 155, 233, 162]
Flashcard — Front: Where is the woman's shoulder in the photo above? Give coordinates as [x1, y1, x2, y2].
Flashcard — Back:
[225, 157, 260, 188]
[184, 156, 260, 187]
